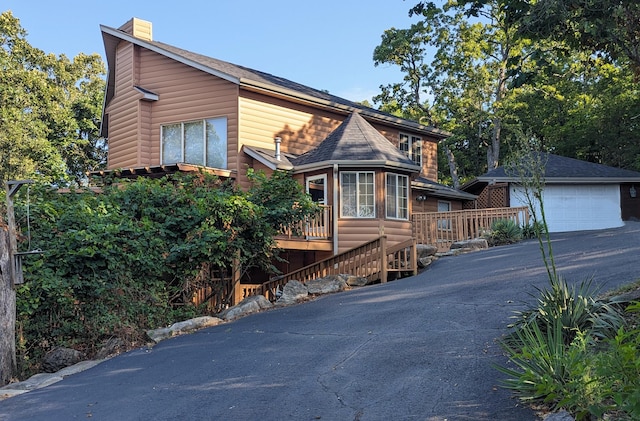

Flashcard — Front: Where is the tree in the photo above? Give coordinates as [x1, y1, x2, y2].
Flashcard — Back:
[374, 1, 527, 184]
[0, 11, 106, 186]
[512, 0, 640, 79]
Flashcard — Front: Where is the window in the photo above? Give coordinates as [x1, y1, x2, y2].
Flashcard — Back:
[340, 172, 375, 218]
[437, 200, 451, 230]
[386, 173, 409, 220]
[399, 133, 422, 167]
[161, 117, 227, 168]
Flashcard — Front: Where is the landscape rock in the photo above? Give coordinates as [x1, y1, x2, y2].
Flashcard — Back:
[544, 410, 574, 421]
[220, 295, 273, 321]
[41, 347, 85, 373]
[306, 275, 348, 295]
[418, 255, 437, 268]
[146, 316, 224, 343]
[95, 337, 127, 360]
[275, 280, 308, 306]
[342, 274, 371, 287]
[450, 238, 488, 252]
[416, 243, 438, 258]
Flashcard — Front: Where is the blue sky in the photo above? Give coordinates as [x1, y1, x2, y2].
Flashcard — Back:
[3, 0, 423, 103]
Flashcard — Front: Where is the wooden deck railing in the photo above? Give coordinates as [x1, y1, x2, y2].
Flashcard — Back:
[256, 236, 417, 302]
[278, 205, 331, 239]
[412, 206, 530, 252]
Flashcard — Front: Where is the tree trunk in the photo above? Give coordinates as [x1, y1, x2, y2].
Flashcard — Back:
[442, 143, 461, 189]
[0, 224, 16, 386]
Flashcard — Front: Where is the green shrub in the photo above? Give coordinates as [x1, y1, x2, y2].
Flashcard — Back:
[521, 221, 544, 239]
[487, 219, 522, 246]
[508, 276, 625, 346]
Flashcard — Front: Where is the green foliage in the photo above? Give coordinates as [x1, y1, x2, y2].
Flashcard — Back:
[14, 171, 315, 377]
[0, 11, 106, 185]
[497, 275, 634, 418]
[509, 276, 625, 346]
[521, 221, 543, 239]
[486, 218, 522, 245]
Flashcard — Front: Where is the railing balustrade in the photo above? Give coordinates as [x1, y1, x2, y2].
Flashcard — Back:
[412, 206, 530, 251]
[278, 205, 331, 239]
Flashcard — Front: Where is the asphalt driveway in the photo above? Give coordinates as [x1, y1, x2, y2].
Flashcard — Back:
[2, 222, 640, 421]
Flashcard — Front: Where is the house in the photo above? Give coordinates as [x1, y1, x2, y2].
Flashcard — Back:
[462, 153, 640, 232]
[96, 17, 476, 278]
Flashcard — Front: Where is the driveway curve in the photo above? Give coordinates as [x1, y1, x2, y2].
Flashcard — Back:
[2, 222, 640, 421]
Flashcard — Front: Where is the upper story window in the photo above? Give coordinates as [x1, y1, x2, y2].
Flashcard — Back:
[340, 171, 375, 218]
[161, 117, 227, 169]
[399, 133, 422, 167]
[386, 173, 409, 220]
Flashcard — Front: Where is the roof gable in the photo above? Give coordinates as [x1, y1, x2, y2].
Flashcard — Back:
[100, 21, 450, 139]
[290, 112, 419, 172]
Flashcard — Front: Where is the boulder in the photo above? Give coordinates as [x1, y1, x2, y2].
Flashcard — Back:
[450, 238, 488, 252]
[544, 410, 574, 421]
[416, 243, 438, 258]
[275, 280, 309, 306]
[95, 337, 127, 360]
[220, 295, 273, 321]
[306, 275, 348, 295]
[418, 255, 437, 268]
[41, 347, 85, 373]
[342, 274, 371, 287]
[147, 316, 224, 343]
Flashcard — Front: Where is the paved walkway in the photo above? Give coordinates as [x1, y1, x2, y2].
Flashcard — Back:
[1, 222, 639, 420]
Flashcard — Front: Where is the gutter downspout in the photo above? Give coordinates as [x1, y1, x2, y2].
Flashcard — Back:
[333, 164, 339, 255]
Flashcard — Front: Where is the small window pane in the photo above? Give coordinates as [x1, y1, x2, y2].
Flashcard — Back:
[184, 121, 205, 165]
[206, 118, 227, 168]
[162, 124, 182, 164]
[386, 174, 397, 218]
[341, 173, 357, 217]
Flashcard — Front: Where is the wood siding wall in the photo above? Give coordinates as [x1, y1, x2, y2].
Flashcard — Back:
[107, 45, 240, 173]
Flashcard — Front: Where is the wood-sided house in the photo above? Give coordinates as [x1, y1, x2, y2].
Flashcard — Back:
[97, 17, 476, 278]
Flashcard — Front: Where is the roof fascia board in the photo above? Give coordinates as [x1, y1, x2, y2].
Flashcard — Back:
[243, 147, 294, 171]
[293, 160, 421, 174]
[477, 176, 640, 184]
[100, 25, 240, 85]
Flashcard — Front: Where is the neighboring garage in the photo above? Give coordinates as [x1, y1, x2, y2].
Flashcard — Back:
[463, 153, 640, 233]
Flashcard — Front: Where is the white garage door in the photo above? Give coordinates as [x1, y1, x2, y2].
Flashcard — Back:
[510, 184, 622, 232]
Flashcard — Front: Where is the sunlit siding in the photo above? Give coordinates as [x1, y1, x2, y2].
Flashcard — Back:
[137, 48, 239, 171]
[239, 91, 343, 155]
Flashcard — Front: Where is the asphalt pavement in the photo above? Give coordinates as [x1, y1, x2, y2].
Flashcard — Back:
[2, 222, 640, 421]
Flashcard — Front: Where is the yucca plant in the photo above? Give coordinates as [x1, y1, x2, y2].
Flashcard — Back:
[487, 219, 522, 246]
[508, 276, 625, 347]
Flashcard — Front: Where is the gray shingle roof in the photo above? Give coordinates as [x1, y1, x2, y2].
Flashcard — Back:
[412, 177, 477, 200]
[478, 152, 640, 182]
[290, 112, 419, 171]
[100, 24, 450, 139]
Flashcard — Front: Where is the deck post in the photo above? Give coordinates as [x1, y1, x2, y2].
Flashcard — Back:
[411, 238, 418, 276]
[380, 236, 388, 283]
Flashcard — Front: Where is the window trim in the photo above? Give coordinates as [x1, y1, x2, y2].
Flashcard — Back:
[340, 171, 376, 219]
[385, 173, 409, 220]
[399, 133, 423, 167]
[160, 117, 227, 169]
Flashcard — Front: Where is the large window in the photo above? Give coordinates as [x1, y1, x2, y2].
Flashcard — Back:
[161, 117, 227, 168]
[340, 172, 375, 218]
[399, 133, 422, 167]
[386, 173, 409, 220]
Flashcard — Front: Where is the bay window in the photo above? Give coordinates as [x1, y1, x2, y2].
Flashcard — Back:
[386, 173, 409, 220]
[340, 171, 375, 218]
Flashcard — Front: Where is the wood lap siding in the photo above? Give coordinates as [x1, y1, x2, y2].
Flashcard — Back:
[107, 45, 239, 171]
[107, 43, 139, 168]
[239, 92, 343, 155]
